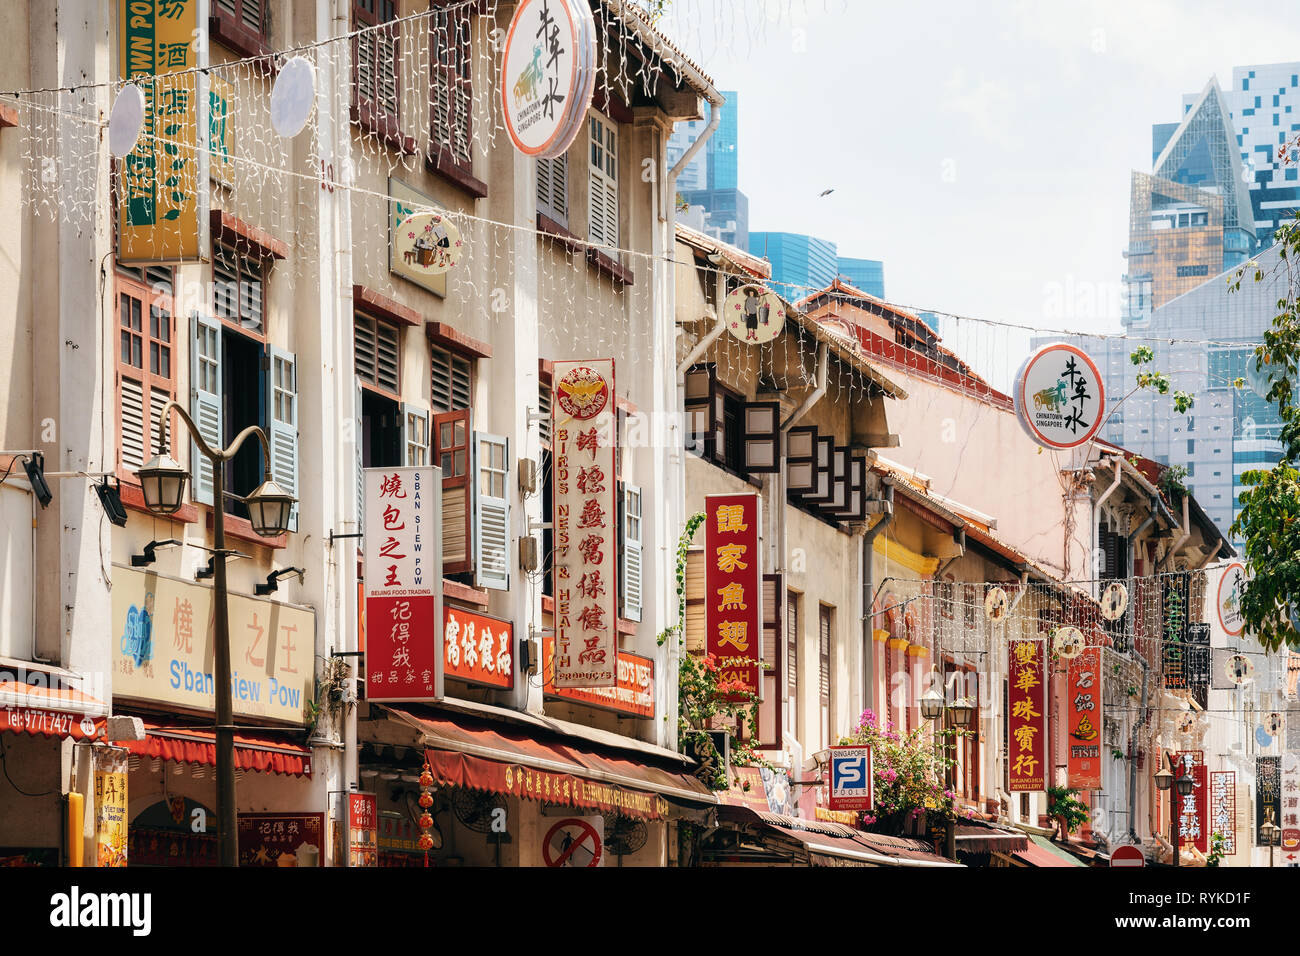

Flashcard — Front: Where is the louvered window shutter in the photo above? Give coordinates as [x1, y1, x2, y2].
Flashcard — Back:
[683, 365, 712, 455]
[588, 115, 618, 247]
[268, 346, 299, 532]
[537, 155, 568, 226]
[191, 312, 223, 506]
[430, 346, 472, 413]
[434, 408, 473, 574]
[620, 483, 643, 622]
[474, 431, 510, 591]
[758, 574, 782, 747]
[355, 314, 401, 395]
[819, 605, 831, 708]
[742, 401, 780, 473]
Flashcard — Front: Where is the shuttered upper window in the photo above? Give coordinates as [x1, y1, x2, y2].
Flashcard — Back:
[431, 345, 472, 413]
[212, 244, 264, 335]
[430, 1, 472, 171]
[538, 381, 553, 447]
[356, 313, 401, 396]
[819, 604, 832, 707]
[211, 0, 269, 58]
[353, 0, 403, 147]
[116, 270, 175, 477]
[538, 155, 568, 226]
[588, 113, 618, 248]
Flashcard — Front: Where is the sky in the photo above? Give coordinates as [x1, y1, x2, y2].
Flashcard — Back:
[656, 0, 1300, 388]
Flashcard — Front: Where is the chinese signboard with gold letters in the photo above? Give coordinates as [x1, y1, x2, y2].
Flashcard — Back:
[1176, 751, 1208, 854]
[1007, 638, 1046, 791]
[542, 636, 653, 718]
[704, 493, 763, 699]
[116, 0, 210, 262]
[443, 606, 514, 690]
[364, 466, 443, 703]
[110, 565, 314, 725]
[1066, 646, 1103, 790]
[552, 359, 617, 688]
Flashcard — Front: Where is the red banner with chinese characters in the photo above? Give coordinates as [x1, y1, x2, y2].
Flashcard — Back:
[542, 636, 654, 718]
[1176, 752, 1208, 854]
[237, 812, 325, 867]
[443, 606, 514, 690]
[364, 466, 442, 702]
[1007, 639, 1046, 792]
[552, 360, 618, 688]
[1066, 646, 1103, 790]
[347, 792, 377, 868]
[704, 493, 763, 698]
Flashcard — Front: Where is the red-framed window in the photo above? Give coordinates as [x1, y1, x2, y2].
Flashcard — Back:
[430, 0, 473, 175]
[211, 0, 270, 59]
[353, 0, 406, 149]
[116, 269, 176, 481]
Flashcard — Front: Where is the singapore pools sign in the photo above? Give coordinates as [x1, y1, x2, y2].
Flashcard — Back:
[1013, 343, 1106, 450]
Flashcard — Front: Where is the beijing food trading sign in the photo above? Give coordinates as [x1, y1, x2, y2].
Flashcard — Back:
[1013, 344, 1105, 450]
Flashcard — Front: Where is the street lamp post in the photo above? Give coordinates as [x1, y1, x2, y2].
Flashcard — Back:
[921, 674, 974, 862]
[1154, 758, 1174, 865]
[1260, 818, 1278, 868]
[136, 400, 295, 867]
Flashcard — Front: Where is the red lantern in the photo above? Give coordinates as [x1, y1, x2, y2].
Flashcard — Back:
[419, 764, 434, 788]
[417, 833, 434, 852]
[418, 791, 434, 809]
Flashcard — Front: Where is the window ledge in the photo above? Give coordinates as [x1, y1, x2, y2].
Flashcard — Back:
[211, 210, 288, 261]
[536, 212, 583, 253]
[206, 509, 287, 550]
[425, 149, 488, 199]
[0, 102, 18, 129]
[354, 284, 421, 327]
[119, 479, 199, 526]
[427, 321, 492, 359]
[586, 247, 634, 286]
[444, 578, 490, 607]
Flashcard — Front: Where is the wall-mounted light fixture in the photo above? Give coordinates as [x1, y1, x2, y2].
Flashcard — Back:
[94, 477, 128, 527]
[131, 539, 182, 567]
[255, 567, 305, 596]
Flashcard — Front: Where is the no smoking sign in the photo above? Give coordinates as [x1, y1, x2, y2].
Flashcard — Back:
[543, 817, 604, 867]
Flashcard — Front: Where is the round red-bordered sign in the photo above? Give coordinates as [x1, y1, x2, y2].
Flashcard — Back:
[1217, 562, 1246, 636]
[500, 0, 593, 159]
[543, 817, 602, 867]
[1014, 343, 1106, 450]
[554, 364, 610, 421]
[1110, 844, 1145, 867]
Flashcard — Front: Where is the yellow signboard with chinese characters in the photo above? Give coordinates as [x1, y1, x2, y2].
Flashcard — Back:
[209, 74, 235, 185]
[117, 0, 210, 262]
[94, 748, 129, 868]
[110, 565, 315, 725]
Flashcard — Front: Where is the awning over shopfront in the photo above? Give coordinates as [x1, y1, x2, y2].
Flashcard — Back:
[380, 705, 716, 822]
[1010, 834, 1088, 867]
[0, 680, 108, 740]
[717, 805, 962, 868]
[953, 817, 1029, 853]
[120, 721, 313, 777]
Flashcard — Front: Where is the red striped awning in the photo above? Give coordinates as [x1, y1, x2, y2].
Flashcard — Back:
[120, 722, 312, 777]
[0, 681, 108, 740]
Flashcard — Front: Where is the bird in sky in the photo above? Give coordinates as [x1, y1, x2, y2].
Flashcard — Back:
[818, 188, 835, 197]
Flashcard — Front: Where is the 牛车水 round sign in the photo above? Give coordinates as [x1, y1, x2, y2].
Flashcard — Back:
[501, 0, 596, 159]
[724, 285, 785, 344]
[1013, 343, 1106, 450]
[1217, 562, 1246, 636]
[394, 211, 462, 276]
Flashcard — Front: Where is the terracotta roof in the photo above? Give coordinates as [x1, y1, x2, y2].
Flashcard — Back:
[675, 221, 771, 278]
[597, 0, 717, 102]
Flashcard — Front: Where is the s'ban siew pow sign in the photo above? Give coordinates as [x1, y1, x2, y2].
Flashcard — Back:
[1013, 343, 1105, 450]
[552, 360, 617, 688]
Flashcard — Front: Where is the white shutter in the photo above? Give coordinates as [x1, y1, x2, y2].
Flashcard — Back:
[538, 155, 568, 226]
[621, 483, 643, 622]
[474, 431, 510, 591]
[355, 375, 364, 534]
[119, 377, 146, 472]
[588, 115, 617, 248]
[402, 402, 430, 466]
[191, 312, 223, 507]
[268, 346, 299, 533]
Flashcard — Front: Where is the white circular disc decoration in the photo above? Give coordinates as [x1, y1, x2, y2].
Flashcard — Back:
[1100, 582, 1129, 621]
[1224, 653, 1254, 686]
[1013, 343, 1106, 450]
[501, 0, 596, 158]
[270, 56, 317, 138]
[984, 587, 1009, 622]
[723, 285, 786, 344]
[109, 84, 146, 156]
[1216, 562, 1246, 636]
[394, 211, 462, 276]
[1053, 626, 1085, 659]
[1245, 350, 1284, 400]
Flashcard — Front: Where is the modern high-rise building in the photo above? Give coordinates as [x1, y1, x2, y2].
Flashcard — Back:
[1221, 63, 1300, 246]
[748, 231, 839, 301]
[668, 90, 749, 248]
[836, 256, 886, 299]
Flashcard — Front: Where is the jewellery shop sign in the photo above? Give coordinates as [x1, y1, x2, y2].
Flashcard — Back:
[111, 565, 316, 726]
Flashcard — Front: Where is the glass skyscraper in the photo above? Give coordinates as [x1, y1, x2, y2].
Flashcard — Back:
[836, 257, 886, 299]
[748, 232, 839, 302]
[667, 91, 749, 248]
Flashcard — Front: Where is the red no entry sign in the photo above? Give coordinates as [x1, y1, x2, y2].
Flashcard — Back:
[1110, 845, 1145, 867]
[543, 817, 603, 867]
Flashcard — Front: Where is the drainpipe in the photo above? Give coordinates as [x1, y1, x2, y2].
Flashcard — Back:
[861, 484, 895, 715]
[1125, 506, 1157, 843]
[665, 92, 722, 222]
[777, 342, 829, 575]
[1156, 495, 1190, 572]
[676, 303, 725, 381]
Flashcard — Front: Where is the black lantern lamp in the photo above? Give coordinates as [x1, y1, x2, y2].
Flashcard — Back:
[244, 476, 295, 537]
[920, 685, 945, 722]
[949, 697, 975, 729]
[136, 451, 189, 515]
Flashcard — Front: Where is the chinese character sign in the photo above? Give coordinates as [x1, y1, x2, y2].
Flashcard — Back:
[1258, 755, 1281, 846]
[704, 493, 763, 699]
[500, 0, 595, 158]
[364, 467, 442, 702]
[1007, 639, 1046, 792]
[94, 751, 128, 868]
[1176, 752, 1208, 854]
[542, 636, 654, 718]
[116, 0, 208, 261]
[552, 360, 617, 688]
[443, 606, 514, 690]
[1282, 756, 1300, 852]
[1210, 771, 1236, 856]
[347, 793, 378, 868]
[1013, 343, 1105, 450]
[1067, 647, 1103, 790]
[237, 813, 324, 868]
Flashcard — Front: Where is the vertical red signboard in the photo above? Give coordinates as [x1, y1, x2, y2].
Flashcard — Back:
[552, 360, 618, 688]
[1066, 646, 1103, 790]
[1176, 751, 1208, 854]
[704, 493, 763, 699]
[364, 466, 442, 702]
[1007, 639, 1046, 792]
